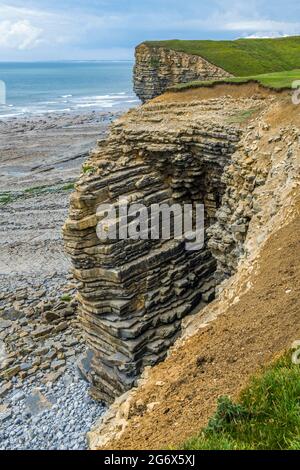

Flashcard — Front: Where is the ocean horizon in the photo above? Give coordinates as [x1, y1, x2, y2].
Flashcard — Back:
[0, 61, 139, 118]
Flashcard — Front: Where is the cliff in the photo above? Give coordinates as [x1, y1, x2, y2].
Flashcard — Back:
[133, 37, 300, 102]
[133, 43, 232, 102]
[62, 80, 300, 410]
[81, 87, 300, 449]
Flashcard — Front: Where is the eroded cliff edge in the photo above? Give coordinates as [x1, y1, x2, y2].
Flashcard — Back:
[82, 86, 300, 450]
[62, 82, 298, 409]
[134, 43, 232, 102]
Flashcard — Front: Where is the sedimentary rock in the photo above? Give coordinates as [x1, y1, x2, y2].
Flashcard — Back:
[134, 43, 232, 102]
[63, 90, 274, 404]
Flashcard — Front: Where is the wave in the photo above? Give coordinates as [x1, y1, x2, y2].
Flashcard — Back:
[0, 91, 140, 119]
[75, 102, 114, 108]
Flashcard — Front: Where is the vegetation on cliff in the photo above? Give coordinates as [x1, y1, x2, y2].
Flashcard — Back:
[169, 70, 300, 92]
[183, 353, 300, 450]
[144, 37, 300, 76]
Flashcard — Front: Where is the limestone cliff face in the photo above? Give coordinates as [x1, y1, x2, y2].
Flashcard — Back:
[88, 92, 300, 448]
[63, 84, 277, 404]
[134, 43, 232, 102]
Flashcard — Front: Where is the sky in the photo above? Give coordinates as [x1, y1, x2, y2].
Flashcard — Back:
[0, 0, 299, 61]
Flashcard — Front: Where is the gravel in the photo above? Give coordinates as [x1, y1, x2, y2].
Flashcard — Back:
[0, 365, 106, 450]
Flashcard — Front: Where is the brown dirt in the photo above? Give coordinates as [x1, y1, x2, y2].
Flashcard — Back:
[104, 196, 300, 450]
[153, 82, 288, 103]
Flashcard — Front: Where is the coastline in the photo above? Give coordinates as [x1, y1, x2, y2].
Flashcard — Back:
[0, 105, 142, 450]
[0, 109, 122, 449]
[0, 109, 125, 292]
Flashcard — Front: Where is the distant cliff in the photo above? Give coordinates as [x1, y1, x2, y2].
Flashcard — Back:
[133, 37, 300, 102]
[133, 43, 232, 102]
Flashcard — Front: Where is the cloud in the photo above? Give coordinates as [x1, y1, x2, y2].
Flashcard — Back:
[242, 32, 290, 39]
[0, 1, 299, 60]
[223, 20, 300, 34]
[0, 19, 43, 50]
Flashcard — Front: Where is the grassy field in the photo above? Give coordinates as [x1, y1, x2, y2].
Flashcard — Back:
[144, 37, 300, 77]
[168, 70, 300, 92]
[182, 352, 300, 450]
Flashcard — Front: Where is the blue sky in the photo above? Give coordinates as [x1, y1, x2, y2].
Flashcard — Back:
[0, 0, 299, 60]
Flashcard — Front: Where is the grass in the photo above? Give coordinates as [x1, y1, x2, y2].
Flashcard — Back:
[182, 353, 300, 450]
[226, 108, 261, 124]
[168, 69, 300, 91]
[60, 294, 72, 303]
[24, 184, 53, 195]
[0, 181, 75, 206]
[0, 194, 13, 205]
[82, 163, 96, 175]
[62, 183, 75, 191]
[169, 70, 300, 92]
[24, 182, 75, 195]
[143, 36, 300, 77]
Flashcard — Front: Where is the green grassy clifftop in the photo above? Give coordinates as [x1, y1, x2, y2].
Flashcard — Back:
[143, 36, 300, 76]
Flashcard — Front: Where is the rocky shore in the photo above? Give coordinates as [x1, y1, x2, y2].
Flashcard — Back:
[0, 111, 120, 449]
[0, 284, 105, 450]
[0, 111, 121, 291]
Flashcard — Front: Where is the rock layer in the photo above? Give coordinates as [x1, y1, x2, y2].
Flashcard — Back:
[134, 44, 232, 102]
[63, 90, 273, 404]
[86, 92, 300, 450]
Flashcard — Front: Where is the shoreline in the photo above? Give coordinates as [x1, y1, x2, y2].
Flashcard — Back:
[0, 108, 126, 448]
[0, 108, 132, 291]
[0, 101, 139, 122]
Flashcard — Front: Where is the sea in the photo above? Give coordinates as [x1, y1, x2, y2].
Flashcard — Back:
[0, 61, 139, 118]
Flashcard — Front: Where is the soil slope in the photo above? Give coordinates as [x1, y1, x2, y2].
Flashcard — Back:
[103, 195, 300, 449]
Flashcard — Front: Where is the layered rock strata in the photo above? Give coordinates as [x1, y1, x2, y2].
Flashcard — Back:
[134, 43, 232, 102]
[63, 91, 272, 403]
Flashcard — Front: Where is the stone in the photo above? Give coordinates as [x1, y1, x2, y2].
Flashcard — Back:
[0, 409, 12, 423]
[65, 349, 76, 358]
[42, 370, 64, 384]
[35, 346, 50, 356]
[76, 350, 94, 383]
[51, 359, 66, 371]
[0, 319, 12, 330]
[60, 307, 74, 318]
[0, 365, 20, 380]
[45, 350, 57, 361]
[147, 402, 160, 412]
[0, 382, 12, 398]
[20, 363, 31, 371]
[32, 325, 53, 339]
[25, 389, 54, 416]
[11, 391, 25, 403]
[64, 338, 78, 347]
[2, 307, 22, 320]
[42, 311, 60, 323]
[26, 366, 38, 377]
[54, 322, 68, 333]
[53, 341, 64, 352]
